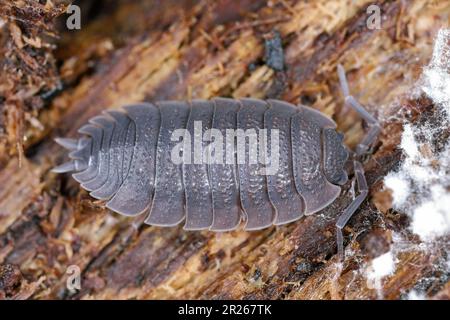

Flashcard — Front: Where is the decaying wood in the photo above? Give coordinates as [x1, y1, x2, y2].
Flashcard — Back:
[0, 0, 449, 300]
[0, 0, 71, 165]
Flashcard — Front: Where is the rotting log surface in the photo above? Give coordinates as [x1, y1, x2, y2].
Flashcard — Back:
[0, 0, 449, 300]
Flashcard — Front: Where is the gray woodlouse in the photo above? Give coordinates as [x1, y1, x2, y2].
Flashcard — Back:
[53, 65, 380, 258]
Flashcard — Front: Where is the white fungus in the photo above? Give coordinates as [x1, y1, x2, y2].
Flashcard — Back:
[407, 290, 427, 300]
[422, 29, 450, 119]
[383, 175, 410, 207]
[411, 185, 450, 241]
[447, 257, 450, 273]
[383, 28, 450, 242]
[366, 251, 397, 298]
[369, 29, 450, 298]
[367, 251, 396, 282]
[399, 124, 420, 159]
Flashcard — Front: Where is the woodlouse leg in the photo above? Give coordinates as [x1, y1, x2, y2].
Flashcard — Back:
[337, 64, 381, 155]
[335, 161, 368, 260]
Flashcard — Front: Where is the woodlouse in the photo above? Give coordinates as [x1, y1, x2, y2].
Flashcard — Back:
[53, 65, 380, 258]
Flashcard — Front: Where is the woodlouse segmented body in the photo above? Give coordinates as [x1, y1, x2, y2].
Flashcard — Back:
[54, 97, 349, 231]
[54, 66, 380, 258]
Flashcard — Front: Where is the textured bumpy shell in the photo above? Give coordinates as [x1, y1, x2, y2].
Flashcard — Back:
[55, 98, 349, 231]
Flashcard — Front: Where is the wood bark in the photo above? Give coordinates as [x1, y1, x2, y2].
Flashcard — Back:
[0, 0, 449, 300]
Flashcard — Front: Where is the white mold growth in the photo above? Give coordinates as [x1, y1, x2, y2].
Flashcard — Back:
[366, 251, 397, 299]
[407, 290, 427, 300]
[422, 29, 450, 119]
[411, 185, 450, 241]
[368, 28, 450, 299]
[384, 29, 450, 242]
[366, 251, 396, 282]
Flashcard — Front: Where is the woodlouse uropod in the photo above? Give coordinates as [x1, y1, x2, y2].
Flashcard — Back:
[53, 65, 380, 258]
